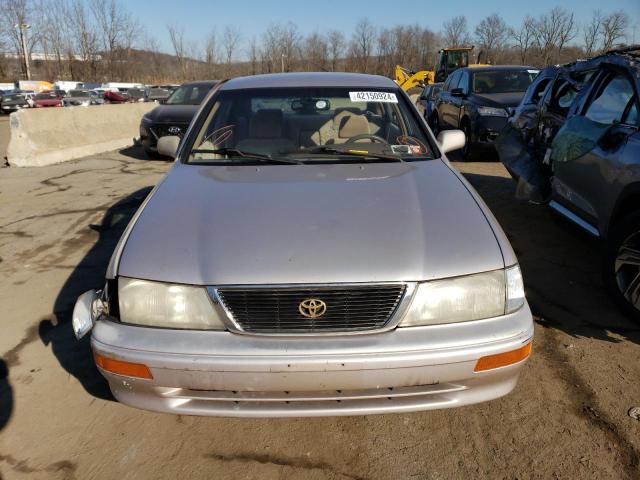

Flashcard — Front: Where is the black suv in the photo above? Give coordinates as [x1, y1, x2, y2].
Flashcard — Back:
[139, 80, 218, 158]
[433, 66, 538, 159]
[496, 47, 640, 321]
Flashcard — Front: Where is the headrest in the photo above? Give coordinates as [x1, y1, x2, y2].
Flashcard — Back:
[338, 114, 370, 139]
[249, 109, 283, 138]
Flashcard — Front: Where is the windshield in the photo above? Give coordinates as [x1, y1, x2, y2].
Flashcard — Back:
[35, 93, 57, 100]
[69, 90, 90, 98]
[186, 87, 433, 164]
[445, 51, 468, 71]
[166, 84, 213, 105]
[473, 70, 538, 94]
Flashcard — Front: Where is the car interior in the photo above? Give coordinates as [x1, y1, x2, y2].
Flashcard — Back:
[191, 95, 424, 159]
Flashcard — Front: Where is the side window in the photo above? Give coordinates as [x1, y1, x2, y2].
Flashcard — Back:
[525, 78, 551, 105]
[626, 101, 638, 125]
[585, 73, 635, 125]
[443, 75, 453, 92]
[457, 71, 469, 94]
[447, 71, 461, 92]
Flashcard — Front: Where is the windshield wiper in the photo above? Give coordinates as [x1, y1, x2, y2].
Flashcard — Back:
[190, 148, 302, 164]
[293, 146, 406, 162]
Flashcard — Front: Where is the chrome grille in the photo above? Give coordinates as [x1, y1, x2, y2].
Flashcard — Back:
[215, 285, 406, 334]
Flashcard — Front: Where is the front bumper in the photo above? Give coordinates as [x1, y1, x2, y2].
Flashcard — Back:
[473, 116, 508, 145]
[90, 304, 534, 417]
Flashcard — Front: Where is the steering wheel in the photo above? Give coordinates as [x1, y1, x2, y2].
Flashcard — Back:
[346, 134, 388, 144]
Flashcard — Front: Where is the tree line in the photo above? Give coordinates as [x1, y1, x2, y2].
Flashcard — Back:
[0, 0, 633, 84]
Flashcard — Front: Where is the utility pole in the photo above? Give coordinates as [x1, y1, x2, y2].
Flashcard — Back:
[15, 23, 31, 80]
[281, 53, 287, 73]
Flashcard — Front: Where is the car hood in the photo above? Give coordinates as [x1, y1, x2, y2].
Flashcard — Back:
[118, 160, 505, 285]
[471, 92, 525, 108]
[143, 104, 199, 124]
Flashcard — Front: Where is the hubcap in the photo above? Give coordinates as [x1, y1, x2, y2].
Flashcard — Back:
[614, 231, 640, 310]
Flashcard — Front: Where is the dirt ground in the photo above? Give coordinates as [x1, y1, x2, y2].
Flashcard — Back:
[0, 147, 639, 480]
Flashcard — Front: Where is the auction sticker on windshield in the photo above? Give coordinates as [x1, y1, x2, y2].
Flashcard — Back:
[349, 91, 398, 103]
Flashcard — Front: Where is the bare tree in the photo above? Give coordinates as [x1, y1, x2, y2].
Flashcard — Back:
[350, 18, 376, 72]
[303, 32, 329, 71]
[90, 0, 138, 77]
[475, 13, 509, 63]
[261, 22, 299, 72]
[583, 10, 603, 57]
[203, 28, 218, 78]
[601, 11, 629, 51]
[533, 7, 575, 66]
[511, 16, 536, 65]
[247, 36, 260, 75]
[327, 30, 345, 71]
[167, 24, 187, 78]
[222, 25, 241, 65]
[442, 16, 469, 47]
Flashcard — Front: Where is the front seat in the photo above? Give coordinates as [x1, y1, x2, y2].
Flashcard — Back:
[236, 109, 295, 154]
[330, 112, 371, 144]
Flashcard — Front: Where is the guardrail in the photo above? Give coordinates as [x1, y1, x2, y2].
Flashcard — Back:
[7, 102, 155, 167]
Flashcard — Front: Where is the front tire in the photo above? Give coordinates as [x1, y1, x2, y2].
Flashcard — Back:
[461, 121, 474, 161]
[604, 211, 640, 323]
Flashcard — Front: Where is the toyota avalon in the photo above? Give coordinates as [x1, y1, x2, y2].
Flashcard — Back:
[74, 72, 533, 417]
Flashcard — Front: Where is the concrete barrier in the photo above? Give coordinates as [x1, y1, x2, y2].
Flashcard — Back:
[7, 102, 156, 167]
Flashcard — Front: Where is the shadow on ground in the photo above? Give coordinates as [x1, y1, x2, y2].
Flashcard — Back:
[119, 144, 172, 162]
[461, 169, 640, 346]
[39, 187, 154, 401]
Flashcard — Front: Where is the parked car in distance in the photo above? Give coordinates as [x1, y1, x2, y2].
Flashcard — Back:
[1, 93, 31, 112]
[145, 86, 171, 102]
[139, 80, 218, 158]
[34, 91, 64, 108]
[433, 65, 539, 159]
[416, 82, 442, 126]
[63, 89, 101, 106]
[104, 90, 129, 104]
[127, 88, 146, 102]
[74, 72, 533, 417]
[497, 47, 640, 321]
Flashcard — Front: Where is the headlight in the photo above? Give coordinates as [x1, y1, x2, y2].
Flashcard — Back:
[477, 106, 508, 117]
[399, 266, 525, 326]
[118, 277, 226, 330]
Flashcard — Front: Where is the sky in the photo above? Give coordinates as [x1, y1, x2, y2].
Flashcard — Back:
[128, 0, 640, 56]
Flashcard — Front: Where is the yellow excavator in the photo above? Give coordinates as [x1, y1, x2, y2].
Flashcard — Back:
[395, 46, 485, 92]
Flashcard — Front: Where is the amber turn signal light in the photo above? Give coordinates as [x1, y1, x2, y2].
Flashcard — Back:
[94, 353, 153, 379]
[474, 342, 532, 372]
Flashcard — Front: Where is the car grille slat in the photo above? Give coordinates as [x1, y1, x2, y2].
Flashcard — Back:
[216, 285, 406, 334]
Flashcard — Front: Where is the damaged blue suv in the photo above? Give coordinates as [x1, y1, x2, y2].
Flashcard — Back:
[497, 46, 640, 322]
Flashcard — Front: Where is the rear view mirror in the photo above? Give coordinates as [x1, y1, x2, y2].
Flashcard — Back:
[437, 130, 466, 154]
[157, 135, 180, 158]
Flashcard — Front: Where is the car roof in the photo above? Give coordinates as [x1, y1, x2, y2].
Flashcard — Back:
[181, 80, 219, 88]
[220, 72, 398, 91]
[467, 65, 538, 71]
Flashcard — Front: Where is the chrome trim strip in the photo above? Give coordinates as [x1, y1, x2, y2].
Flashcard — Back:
[207, 282, 416, 337]
[549, 200, 600, 237]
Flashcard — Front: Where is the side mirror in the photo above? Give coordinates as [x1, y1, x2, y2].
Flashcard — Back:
[157, 135, 180, 158]
[451, 88, 465, 97]
[437, 130, 466, 154]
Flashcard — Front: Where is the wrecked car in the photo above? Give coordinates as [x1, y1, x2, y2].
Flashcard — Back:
[72, 72, 533, 417]
[496, 46, 640, 321]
